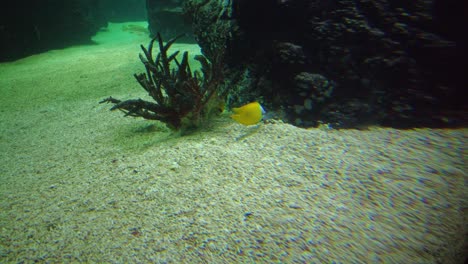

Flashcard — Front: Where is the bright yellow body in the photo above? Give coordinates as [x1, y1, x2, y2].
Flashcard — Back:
[231, 102, 264, 125]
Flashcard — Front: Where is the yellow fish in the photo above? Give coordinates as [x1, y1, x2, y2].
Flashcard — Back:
[231, 102, 265, 125]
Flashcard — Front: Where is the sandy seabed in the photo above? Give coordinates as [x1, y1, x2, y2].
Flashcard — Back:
[0, 22, 466, 263]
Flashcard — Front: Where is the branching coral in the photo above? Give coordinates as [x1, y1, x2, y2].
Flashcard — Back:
[100, 33, 226, 131]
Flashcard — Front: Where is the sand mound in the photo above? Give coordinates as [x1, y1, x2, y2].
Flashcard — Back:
[0, 22, 466, 263]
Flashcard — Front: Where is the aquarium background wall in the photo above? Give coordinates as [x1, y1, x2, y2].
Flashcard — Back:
[0, 0, 146, 61]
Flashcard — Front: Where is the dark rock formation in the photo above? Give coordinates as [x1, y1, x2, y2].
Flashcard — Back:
[183, 0, 467, 128]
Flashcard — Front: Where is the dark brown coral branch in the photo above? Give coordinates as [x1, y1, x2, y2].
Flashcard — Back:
[100, 33, 226, 131]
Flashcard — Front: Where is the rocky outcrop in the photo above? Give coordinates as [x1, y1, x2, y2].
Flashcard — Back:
[183, 0, 467, 128]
